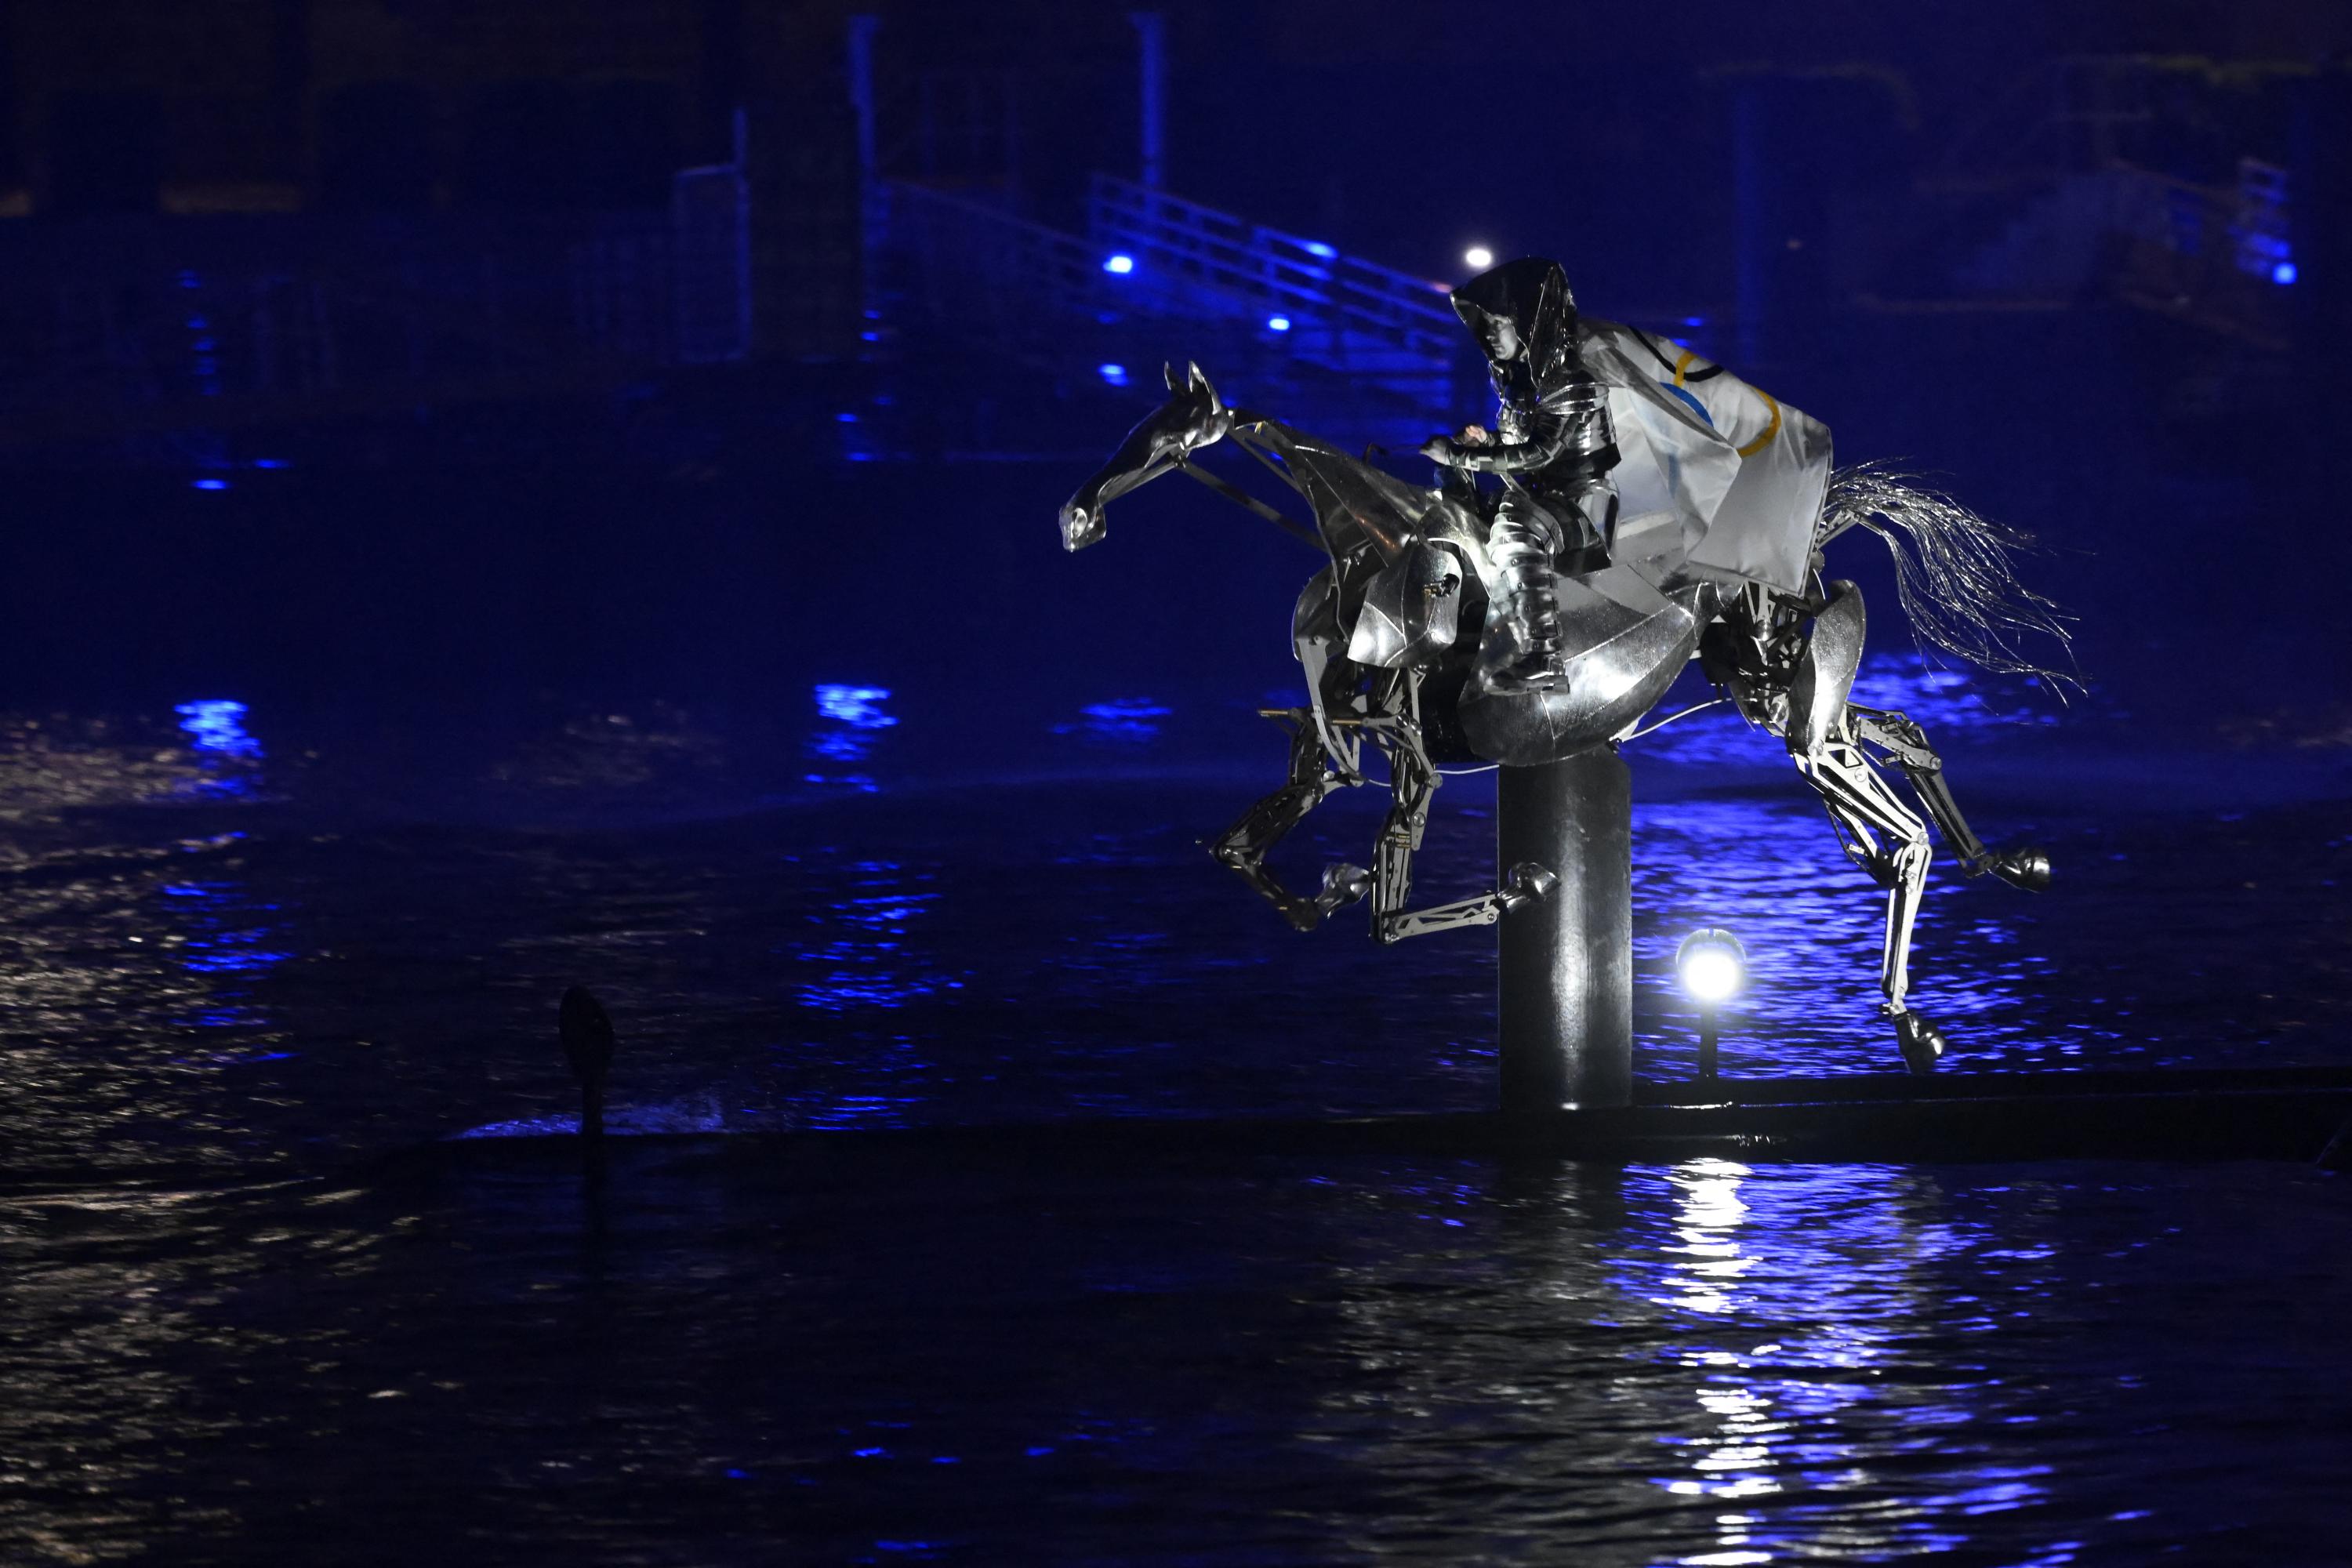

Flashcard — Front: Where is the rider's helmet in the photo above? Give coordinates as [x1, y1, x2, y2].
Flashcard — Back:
[1449, 258, 1580, 395]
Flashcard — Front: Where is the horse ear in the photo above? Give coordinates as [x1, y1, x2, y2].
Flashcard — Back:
[1187, 361, 1222, 412]
[1163, 361, 1184, 394]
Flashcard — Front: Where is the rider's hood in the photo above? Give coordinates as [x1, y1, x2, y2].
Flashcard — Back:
[1450, 258, 1579, 385]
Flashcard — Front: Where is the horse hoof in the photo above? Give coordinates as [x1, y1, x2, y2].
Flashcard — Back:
[1499, 861, 1559, 910]
[1894, 1010, 1947, 1075]
[1986, 846, 2052, 892]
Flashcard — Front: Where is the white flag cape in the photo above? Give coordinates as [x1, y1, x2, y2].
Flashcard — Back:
[1579, 321, 1833, 597]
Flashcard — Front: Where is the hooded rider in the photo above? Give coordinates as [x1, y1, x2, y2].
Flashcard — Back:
[1419, 258, 1617, 695]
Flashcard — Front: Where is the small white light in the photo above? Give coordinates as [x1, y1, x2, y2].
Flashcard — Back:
[1266, 314, 1290, 332]
[1102, 253, 1135, 274]
[1098, 363, 1128, 385]
[1463, 245, 1494, 270]
[1676, 928, 1745, 1004]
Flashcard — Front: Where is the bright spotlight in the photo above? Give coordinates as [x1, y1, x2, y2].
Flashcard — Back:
[2273, 260, 2298, 285]
[1463, 245, 1494, 270]
[1102, 253, 1135, 274]
[1676, 928, 1745, 1004]
[1266, 314, 1291, 332]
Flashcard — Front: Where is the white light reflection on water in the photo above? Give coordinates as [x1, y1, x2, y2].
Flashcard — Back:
[1632, 1160, 2063, 1563]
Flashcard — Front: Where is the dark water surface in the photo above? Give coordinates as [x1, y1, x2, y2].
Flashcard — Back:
[3, 673, 2350, 1564]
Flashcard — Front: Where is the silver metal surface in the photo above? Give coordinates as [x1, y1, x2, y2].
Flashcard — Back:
[1053, 275, 2071, 1074]
[1346, 541, 1462, 670]
[1790, 579, 1867, 754]
[1498, 750, 1633, 1111]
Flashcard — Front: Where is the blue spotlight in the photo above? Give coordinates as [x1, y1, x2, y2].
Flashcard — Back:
[191, 478, 229, 491]
[1301, 241, 1337, 259]
[1266, 314, 1291, 332]
[1098, 363, 1129, 386]
[2274, 260, 2298, 285]
[1102, 253, 1135, 274]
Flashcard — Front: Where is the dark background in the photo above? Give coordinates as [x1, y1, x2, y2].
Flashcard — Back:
[1, 0, 2348, 768]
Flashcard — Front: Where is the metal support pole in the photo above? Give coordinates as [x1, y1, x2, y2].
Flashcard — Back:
[846, 16, 880, 184]
[1129, 11, 1165, 189]
[846, 15, 881, 343]
[1497, 747, 1633, 1112]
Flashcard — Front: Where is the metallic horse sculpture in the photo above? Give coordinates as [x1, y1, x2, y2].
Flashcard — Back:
[1058, 262, 2070, 1074]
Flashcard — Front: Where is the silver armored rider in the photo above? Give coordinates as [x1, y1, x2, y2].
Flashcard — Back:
[1057, 257, 2072, 1074]
[1419, 257, 1620, 695]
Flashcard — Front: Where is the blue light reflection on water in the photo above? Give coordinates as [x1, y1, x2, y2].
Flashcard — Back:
[176, 699, 261, 759]
[1055, 697, 1172, 744]
[156, 875, 296, 1058]
[173, 698, 265, 800]
[797, 860, 962, 1014]
[805, 683, 895, 792]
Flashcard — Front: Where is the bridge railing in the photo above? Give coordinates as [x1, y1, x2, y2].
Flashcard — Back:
[1085, 175, 1465, 397]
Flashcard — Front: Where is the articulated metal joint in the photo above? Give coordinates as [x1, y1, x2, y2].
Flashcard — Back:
[1374, 860, 1557, 945]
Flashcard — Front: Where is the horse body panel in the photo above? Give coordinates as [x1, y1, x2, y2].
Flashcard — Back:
[1462, 567, 1700, 765]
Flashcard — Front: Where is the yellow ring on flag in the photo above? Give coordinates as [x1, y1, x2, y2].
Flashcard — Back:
[1736, 390, 1782, 458]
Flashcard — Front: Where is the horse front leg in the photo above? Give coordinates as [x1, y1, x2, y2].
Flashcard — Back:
[1793, 735, 1947, 1074]
[1370, 676, 1560, 943]
[1368, 679, 1439, 942]
[1210, 717, 1369, 933]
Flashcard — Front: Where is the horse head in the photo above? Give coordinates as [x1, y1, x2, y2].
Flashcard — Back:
[1058, 361, 1232, 552]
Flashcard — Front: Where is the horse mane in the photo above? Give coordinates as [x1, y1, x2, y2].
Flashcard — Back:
[1817, 461, 2082, 699]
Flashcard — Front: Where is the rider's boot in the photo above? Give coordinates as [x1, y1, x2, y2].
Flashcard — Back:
[1481, 495, 1567, 695]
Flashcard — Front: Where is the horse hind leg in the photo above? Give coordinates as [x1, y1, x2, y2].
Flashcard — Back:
[1795, 739, 1948, 1074]
[1210, 718, 1368, 933]
[1849, 707, 2052, 891]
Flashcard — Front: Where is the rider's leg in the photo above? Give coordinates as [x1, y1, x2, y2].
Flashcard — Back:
[1792, 736, 1947, 1073]
[1480, 492, 1569, 694]
[1210, 718, 1367, 932]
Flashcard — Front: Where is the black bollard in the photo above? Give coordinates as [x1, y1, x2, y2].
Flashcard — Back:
[1497, 746, 1633, 1112]
[560, 986, 616, 1138]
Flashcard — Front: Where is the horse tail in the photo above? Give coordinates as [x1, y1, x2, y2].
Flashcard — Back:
[1816, 460, 2081, 697]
